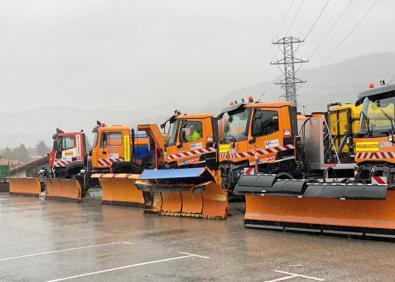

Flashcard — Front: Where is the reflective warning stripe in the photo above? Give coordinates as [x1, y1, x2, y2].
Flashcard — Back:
[124, 135, 130, 162]
[54, 159, 71, 168]
[219, 145, 294, 159]
[243, 167, 255, 175]
[355, 152, 395, 159]
[76, 134, 81, 157]
[167, 147, 216, 160]
[98, 158, 123, 167]
[372, 176, 387, 185]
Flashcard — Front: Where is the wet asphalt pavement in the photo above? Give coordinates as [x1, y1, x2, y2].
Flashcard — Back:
[1, 192, 395, 281]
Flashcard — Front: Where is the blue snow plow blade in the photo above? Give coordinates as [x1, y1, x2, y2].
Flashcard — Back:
[139, 167, 207, 180]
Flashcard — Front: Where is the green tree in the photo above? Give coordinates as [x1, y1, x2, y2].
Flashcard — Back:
[36, 141, 50, 156]
[12, 144, 31, 163]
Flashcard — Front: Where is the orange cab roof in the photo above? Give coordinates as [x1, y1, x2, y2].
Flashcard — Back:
[101, 125, 129, 131]
[176, 113, 213, 119]
[244, 101, 292, 108]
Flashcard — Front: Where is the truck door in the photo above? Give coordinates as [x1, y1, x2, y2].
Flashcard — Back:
[97, 130, 129, 167]
[178, 119, 206, 166]
[60, 135, 77, 161]
[249, 108, 282, 163]
[164, 119, 180, 165]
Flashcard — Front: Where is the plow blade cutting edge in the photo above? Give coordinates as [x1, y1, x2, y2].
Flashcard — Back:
[43, 178, 82, 201]
[234, 175, 395, 237]
[135, 167, 228, 219]
[91, 173, 144, 207]
[8, 177, 42, 196]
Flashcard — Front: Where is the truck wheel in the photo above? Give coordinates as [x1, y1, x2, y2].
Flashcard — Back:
[276, 172, 293, 179]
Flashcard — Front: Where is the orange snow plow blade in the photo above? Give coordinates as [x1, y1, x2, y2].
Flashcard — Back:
[8, 177, 42, 196]
[235, 175, 393, 237]
[135, 167, 228, 219]
[91, 173, 144, 207]
[43, 178, 82, 201]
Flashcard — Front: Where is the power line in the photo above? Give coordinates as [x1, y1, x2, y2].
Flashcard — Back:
[309, 0, 353, 59]
[320, 0, 379, 67]
[286, 0, 305, 35]
[293, 0, 331, 53]
[276, 0, 296, 39]
[299, 0, 380, 90]
[304, 0, 331, 40]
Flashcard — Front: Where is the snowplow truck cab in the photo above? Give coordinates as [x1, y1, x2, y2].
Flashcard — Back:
[354, 83, 395, 187]
[49, 129, 89, 178]
[233, 87, 395, 237]
[217, 101, 298, 192]
[90, 122, 151, 174]
[134, 113, 227, 219]
[90, 121, 153, 206]
[161, 113, 218, 169]
[9, 129, 90, 200]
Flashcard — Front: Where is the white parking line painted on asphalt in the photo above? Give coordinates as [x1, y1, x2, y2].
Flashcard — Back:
[178, 252, 210, 259]
[0, 241, 133, 262]
[264, 270, 325, 282]
[120, 241, 134, 245]
[46, 252, 211, 282]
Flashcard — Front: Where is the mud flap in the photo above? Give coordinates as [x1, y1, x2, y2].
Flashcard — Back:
[43, 178, 82, 201]
[8, 177, 42, 196]
[236, 175, 395, 236]
[136, 167, 228, 219]
[91, 173, 144, 207]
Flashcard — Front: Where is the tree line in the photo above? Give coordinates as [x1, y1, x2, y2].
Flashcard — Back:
[0, 141, 50, 164]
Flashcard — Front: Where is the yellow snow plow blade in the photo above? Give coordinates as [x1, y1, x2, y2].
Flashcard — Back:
[135, 167, 228, 219]
[8, 177, 42, 196]
[43, 178, 82, 201]
[91, 173, 144, 207]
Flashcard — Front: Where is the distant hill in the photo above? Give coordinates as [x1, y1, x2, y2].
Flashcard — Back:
[208, 52, 395, 113]
[1, 52, 394, 146]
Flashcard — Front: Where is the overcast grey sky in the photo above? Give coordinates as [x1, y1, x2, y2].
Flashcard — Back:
[1, 0, 394, 146]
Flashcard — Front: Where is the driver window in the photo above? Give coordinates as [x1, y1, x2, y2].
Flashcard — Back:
[101, 133, 107, 148]
[181, 121, 203, 143]
[101, 132, 122, 147]
[252, 110, 279, 137]
[61, 136, 75, 150]
[107, 132, 122, 146]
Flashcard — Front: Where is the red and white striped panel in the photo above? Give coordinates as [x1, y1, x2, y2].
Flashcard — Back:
[54, 159, 71, 168]
[355, 152, 395, 160]
[167, 147, 216, 160]
[243, 167, 255, 175]
[98, 158, 123, 167]
[220, 145, 294, 159]
[371, 176, 387, 185]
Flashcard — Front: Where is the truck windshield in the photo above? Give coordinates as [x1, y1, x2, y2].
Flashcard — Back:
[219, 107, 250, 143]
[360, 91, 395, 134]
[92, 132, 98, 149]
[53, 136, 75, 152]
[166, 119, 180, 146]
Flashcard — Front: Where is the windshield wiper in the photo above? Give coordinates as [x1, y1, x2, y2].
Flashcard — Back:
[361, 111, 373, 136]
[377, 107, 395, 133]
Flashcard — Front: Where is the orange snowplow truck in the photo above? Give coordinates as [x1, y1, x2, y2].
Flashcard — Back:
[217, 101, 300, 191]
[8, 129, 90, 199]
[90, 121, 153, 206]
[232, 85, 395, 238]
[134, 112, 227, 219]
